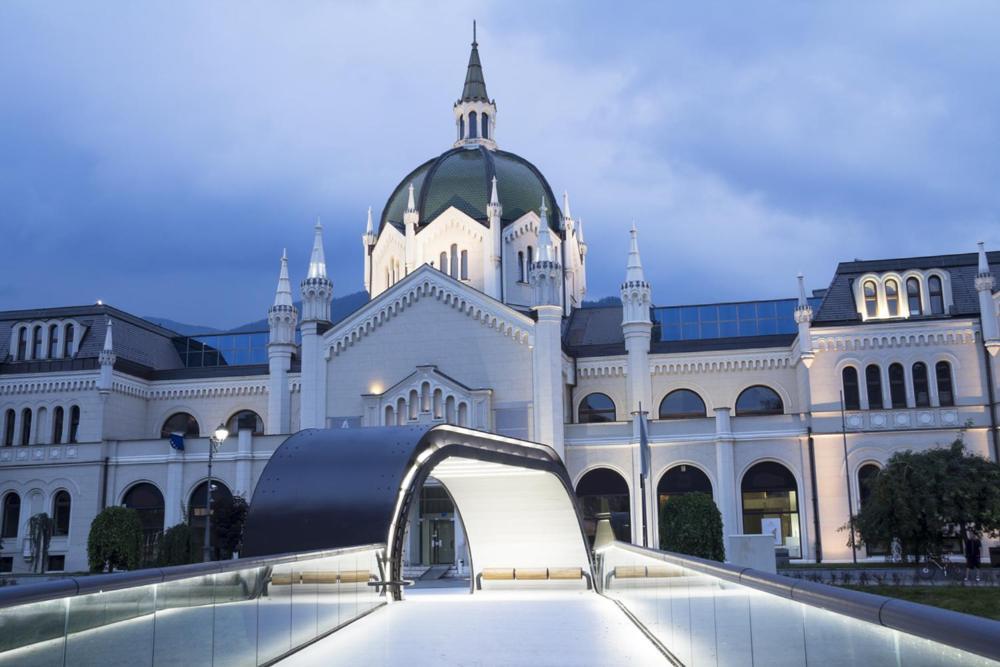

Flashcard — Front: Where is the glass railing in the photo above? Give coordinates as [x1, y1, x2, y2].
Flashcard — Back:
[597, 542, 1000, 667]
[0, 544, 384, 666]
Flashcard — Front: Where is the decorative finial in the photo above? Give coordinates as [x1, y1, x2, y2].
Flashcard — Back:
[473, 20, 477, 46]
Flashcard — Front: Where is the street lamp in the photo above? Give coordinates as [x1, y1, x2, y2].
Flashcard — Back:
[203, 423, 230, 562]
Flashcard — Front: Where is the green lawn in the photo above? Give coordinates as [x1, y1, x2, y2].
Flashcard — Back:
[844, 585, 1000, 621]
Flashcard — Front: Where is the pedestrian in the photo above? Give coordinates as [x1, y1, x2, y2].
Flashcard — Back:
[963, 529, 981, 582]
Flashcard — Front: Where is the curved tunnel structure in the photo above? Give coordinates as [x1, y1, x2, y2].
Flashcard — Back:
[242, 425, 592, 598]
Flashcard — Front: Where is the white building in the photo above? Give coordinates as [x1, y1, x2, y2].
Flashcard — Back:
[1, 36, 999, 574]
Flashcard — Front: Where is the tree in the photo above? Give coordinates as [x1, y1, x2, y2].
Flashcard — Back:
[87, 507, 143, 572]
[659, 492, 725, 562]
[850, 439, 1000, 560]
[28, 513, 54, 574]
[215, 496, 248, 557]
[157, 523, 198, 566]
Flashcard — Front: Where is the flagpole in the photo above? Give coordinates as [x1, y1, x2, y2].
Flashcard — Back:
[635, 403, 650, 548]
[840, 391, 858, 564]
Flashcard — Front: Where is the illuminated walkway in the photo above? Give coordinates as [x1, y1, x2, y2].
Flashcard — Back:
[278, 586, 667, 666]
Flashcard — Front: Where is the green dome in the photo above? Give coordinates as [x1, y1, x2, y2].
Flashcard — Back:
[380, 146, 563, 235]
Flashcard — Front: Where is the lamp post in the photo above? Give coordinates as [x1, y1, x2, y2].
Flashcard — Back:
[203, 423, 230, 562]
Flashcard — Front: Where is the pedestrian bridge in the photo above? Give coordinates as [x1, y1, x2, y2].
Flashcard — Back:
[0, 426, 997, 666]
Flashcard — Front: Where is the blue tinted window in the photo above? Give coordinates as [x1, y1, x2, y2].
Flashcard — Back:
[174, 331, 270, 367]
[719, 305, 738, 321]
[738, 303, 756, 319]
[653, 297, 807, 342]
[701, 322, 719, 338]
[698, 305, 718, 322]
[664, 324, 682, 341]
[662, 308, 681, 325]
[682, 322, 699, 339]
[720, 321, 739, 337]
[758, 318, 777, 335]
[739, 319, 758, 336]
[680, 307, 699, 323]
[756, 301, 776, 318]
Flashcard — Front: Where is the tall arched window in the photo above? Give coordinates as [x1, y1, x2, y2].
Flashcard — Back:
[421, 382, 431, 413]
[578, 393, 616, 423]
[35, 407, 46, 446]
[735, 386, 783, 416]
[226, 410, 263, 435]
[468, 111, 478, 139]
[396, 398, 406, 426]
[517, 251, 525, 281]
[161, 412, 199, 439]
[888, 363, 906, 408]
[3, 410, 15, 447]
[906, 278, 922, 316]
[439, 252, 447, 273]
[527, 246, 534, 267]
[409, 390, 419, 420]
[935, 361, 954, 407]
[457, 402, 469, 427]
[912, 362, 930, 407]
[188, 480, 235, 560]
[842, 367, 861, 410]
[52, 490, 71, 536]
[445, 396, 456, 424]
[928, 276, 945, 314]
[20, 409, 32, 446]
[741, 461, 801, 558]
[384, 405, 394, 426]
[658, 464, 712, 515]
[16, 327, 27, 360]
[863, 280, 878, 317]
[30, 326, 42, 359]
[433, 389, 443, 419]
[69, 406, 80, 444]
[658, 389, 706, 419]
[122, 483, 164, 543]
[450, 244, 459, 277]
[575, 468, 631, 546]
[459, 115, 465, 140]
[865, 365, 884, 410]
[63, 324, 74, 357]
[460, 250, 469, 280]
[481, 112, 489, 139]
[1, 493, 20, 538]
[47, 324, 59, 358]
[884, 279, 899, 317]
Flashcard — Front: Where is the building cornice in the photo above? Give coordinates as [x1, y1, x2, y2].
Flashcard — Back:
[812, 321, 978, 353]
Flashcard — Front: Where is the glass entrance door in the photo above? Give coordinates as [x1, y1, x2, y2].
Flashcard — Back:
[429, 519, 455, 564]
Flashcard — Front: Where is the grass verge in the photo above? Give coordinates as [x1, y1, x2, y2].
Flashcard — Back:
[843, 585, 1000, 621]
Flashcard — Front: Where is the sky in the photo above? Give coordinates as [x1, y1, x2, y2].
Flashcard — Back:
[2, 1, 999, 328]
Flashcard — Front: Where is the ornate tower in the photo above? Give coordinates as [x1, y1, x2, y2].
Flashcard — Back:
[404, 184, 419, 273]
[483, 176, 503, 300]
[976, 241, 1000, 356]
[529, 199, 565, 457]
[300, 222, 333, 429]
[267, 250, 298, 434]
[453, 23, 497, 150]
[795, 273, 815, 367]
[362, 208, 376, 294]
[621, 224, 653, 415]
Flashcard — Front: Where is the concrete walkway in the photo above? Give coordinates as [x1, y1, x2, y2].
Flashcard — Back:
[278, 587, 667, 666]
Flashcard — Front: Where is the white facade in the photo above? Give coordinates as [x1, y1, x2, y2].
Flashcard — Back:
[1, 37, 999, 575]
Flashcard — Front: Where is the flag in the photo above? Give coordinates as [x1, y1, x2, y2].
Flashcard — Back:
[638, 404, 650, 479]
[169, 433, 185, 451]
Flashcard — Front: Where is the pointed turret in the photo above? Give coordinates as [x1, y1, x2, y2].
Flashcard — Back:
[483, 175, 503, 299]
[362, 208, 377, 294]
[795, 273, 815, 365]
[488, 176, 502, 218]
[404, 184, 418, 272]
[974, 241, 999, 355]
[307, 220, 328, 280]
[529, 198, 561, 307]
[301, 221, 333, 323]
[365, 207, 374, 237]
[269, 249, 298, 345]
[272, 250, 294, 308]
[536, 199, 556, 263]
[624, 223, 647, 285]
[268, 249, 299, 434]
[453, 23, 497, 150]
[562, 191, 573, 227]
[98, 319, 115, 395]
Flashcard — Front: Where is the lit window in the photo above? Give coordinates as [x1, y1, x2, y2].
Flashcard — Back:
[578, 393, 616, 423]
[741, 462, 800, 558]
[865, 365, 884, 410]
[912, 362, 930, 407]
[935, 361, 954, 407]
[735, 386, 783, 416]
[863, 281, 878, 317]
[928, 276, 945, 314]
[842, 367, 861, 410]
[885, 279, 899, 317]
[906, 278, 922, 316]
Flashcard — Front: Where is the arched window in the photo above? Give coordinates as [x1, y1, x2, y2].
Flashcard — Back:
[884, 279, 899, 317]
[396, 398, 406, 426]
[658, 464, 712, 514]
[928, 276, 944, 315]
[468, 111, 477, 139]
[888, 363, 906, 408]
[384, 405, 394, 426]
[52, 490, 71, 537]
[865, 365, 884, 410]
[226, 410, 263, 435]
[69, 406, 80, 444]
[63, 324, 74, 357]
[735, 386, 783, 416]
[2, 493, 20, 538]
[742, 461, 800, 558]
[433, 389, 443, 419]
[935, 361, 954, 407]
[527, 246, 534, 267]
[47, 324, 59, 358]
[459, 115, 465, 140]
[658, 389, 706, 419]
[842, 367, 861, 410]
[16, 327, 27, 360]
[20, 408, 32, 446]
[421, 382, 431, 413]
[481, 112, 489, 139]
[161, 412, 199, 439]
[912, 362, 930, 407]
[450, 244, 459, 277]
[906, 278, 922, 316]
[36, 407, 46, 446]
[460, 250, 469, 280]
[439, 252, 447, 273]
[409, 390, 419, 420]
[445, 396, 456, 424]
[30, 326, 42, 360]
[457, 402, 469, 427]
[3, 410, 15, 446]
[862, 280, 878, 317]
[578, 393, 616, 423]
[188, 480, 235, 561]
[122, 483, 164, 541]
[575, 468, 630, 546]
[517, 251, 525, 281]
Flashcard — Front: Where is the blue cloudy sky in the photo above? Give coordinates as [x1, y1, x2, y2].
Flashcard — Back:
[2, 1, 999, 328]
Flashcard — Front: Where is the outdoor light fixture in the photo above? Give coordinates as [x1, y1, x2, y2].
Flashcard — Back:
[203, 423, 230, 562]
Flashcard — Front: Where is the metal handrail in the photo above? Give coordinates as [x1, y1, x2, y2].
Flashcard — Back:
[598, 541, 1000, 663]
[0, 542, 385, 611]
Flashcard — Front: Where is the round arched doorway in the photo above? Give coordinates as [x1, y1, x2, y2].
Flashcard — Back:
[575, 468, 631, 546]
[741, 461, 801, 558]
[188, 480, 236, 560]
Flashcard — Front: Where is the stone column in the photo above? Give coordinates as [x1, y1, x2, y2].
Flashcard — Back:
[713, 408, 739, 548]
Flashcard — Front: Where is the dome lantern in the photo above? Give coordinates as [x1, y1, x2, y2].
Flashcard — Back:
[454, 22, 497, 151]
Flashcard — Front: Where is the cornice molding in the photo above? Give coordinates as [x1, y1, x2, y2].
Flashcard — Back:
[813, 325, 977, 353]
[650, 350, 794, 375]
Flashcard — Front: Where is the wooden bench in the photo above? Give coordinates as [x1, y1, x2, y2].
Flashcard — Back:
[475, 567, 592, 590]
[270, 570, 376, 586]
[604, 564, 682, 589]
